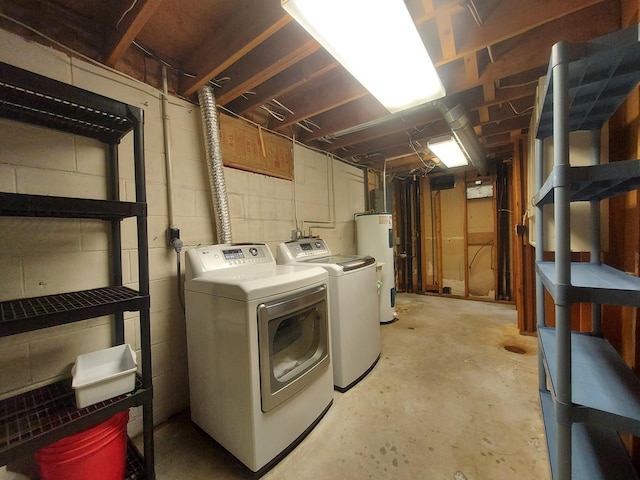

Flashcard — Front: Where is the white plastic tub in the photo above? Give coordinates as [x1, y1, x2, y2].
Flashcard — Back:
[72, 344, 137, 408]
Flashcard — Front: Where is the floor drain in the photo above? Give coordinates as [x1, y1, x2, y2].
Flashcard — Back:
[504, 345, 526, 354]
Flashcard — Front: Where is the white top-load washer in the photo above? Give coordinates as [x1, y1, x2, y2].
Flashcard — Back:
[277, 238, 380, 391]
[184, 243, 333, 474]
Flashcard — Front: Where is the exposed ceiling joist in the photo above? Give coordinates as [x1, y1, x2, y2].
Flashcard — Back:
[180, 1, 291, 97]
[105, 0, 164, 67]
[0, 0, 626, 175]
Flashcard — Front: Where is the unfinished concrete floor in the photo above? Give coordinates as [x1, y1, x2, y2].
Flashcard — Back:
[145, 293, 549, 480]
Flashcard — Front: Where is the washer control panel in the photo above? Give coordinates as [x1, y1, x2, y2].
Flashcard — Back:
[282, 239, 330, 259]
[187, 243, 273, 273]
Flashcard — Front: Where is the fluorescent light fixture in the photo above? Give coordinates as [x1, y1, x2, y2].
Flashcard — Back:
[427, 134, 469, 168]
[282, 0, 445, 113]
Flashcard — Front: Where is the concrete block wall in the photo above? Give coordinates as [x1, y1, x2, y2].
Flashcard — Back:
[0, 28, 366, 435]
[293, 143, 365, 255]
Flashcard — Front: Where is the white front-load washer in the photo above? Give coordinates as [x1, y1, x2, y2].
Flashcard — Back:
[184, 243, 333, 474]
[277, 238, 380, 391]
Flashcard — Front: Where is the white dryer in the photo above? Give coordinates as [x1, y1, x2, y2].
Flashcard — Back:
[277, 239, 380, 392]
[184, 243, 333, 474]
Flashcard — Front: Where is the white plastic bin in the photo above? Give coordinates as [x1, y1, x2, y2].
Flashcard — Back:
[72, 344, 137, 408]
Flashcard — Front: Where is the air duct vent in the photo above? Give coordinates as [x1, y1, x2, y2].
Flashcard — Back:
[430, 175, 456, 191]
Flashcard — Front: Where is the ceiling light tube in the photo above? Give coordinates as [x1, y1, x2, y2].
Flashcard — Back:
[427, 135, 469, 168]
[282, 0, 445, 113]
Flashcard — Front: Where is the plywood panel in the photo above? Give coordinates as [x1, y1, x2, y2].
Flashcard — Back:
[219, 113, 293, 180]
[467, 197, 493, 234]
[467, 196, 495, 298]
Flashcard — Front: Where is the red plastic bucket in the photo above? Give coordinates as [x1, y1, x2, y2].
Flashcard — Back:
[35, 410, 129, 480]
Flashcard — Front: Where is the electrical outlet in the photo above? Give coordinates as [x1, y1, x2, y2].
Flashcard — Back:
[167, 227, 180, 246]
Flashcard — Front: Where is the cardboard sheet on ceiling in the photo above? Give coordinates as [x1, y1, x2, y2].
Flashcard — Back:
[219, 113, 293, 180]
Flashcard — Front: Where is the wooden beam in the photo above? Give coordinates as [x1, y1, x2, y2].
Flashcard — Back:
[484, 132, 512, 148]
[387, 151, 435, 166]
[409, 0, 466, 24]
[468, 232, 495, 245]
[436, 11, 457, 60]
[325, 108, 442, 153]
[444, 0, 610, 64]
[481, 114, 531, 137]
[461, 81, 539, 112]
[422, 0, 435, 15]
[270, 68, 369, 132]
[298, 97, 389, 143]
[180, 1, 290, 97]
[296, 64, 536, 153]
[105, 0, 164, 67]
[226, 50, 338, 114]
[436, 1, 619, 99]
[478, 107, 490, 123]
[485, 96, 536, 123]
[464, 52, 479, 83]
[478, 82, 495, 123]
[339, 121, 450, 159]
[0, 0, 105, 59]
[483, 82, 496, 102]
[214, 22, 321, 105]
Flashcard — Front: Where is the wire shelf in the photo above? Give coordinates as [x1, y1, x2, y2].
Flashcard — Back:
[0, 287, 149, 337]
[0, 62, 139, 143]
[0, 377, 142, 452]
[125, 439, 147, 480]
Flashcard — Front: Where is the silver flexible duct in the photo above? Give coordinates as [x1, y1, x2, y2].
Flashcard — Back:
[198, 85, 232, 244]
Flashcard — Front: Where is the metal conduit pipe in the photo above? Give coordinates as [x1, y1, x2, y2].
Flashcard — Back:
[436, 101, 488, 176]
[161, 66, 176, 230]
[198, 85, 233, 244]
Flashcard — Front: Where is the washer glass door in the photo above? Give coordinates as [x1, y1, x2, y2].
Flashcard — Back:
[258, 285, 329, 412]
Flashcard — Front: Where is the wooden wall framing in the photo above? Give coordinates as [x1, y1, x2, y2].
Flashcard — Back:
[393, 170, 505, 302]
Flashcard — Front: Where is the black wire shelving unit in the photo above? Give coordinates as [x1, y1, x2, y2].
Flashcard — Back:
[0, 61, 154, 479]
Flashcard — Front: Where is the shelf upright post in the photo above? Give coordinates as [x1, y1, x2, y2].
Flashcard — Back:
[130, 106, 155, 479]
[535, 137, 546, 392]
[589, 131, 603, 337]
[552, 42, 572, 480]
[108, 142, 125, 345]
